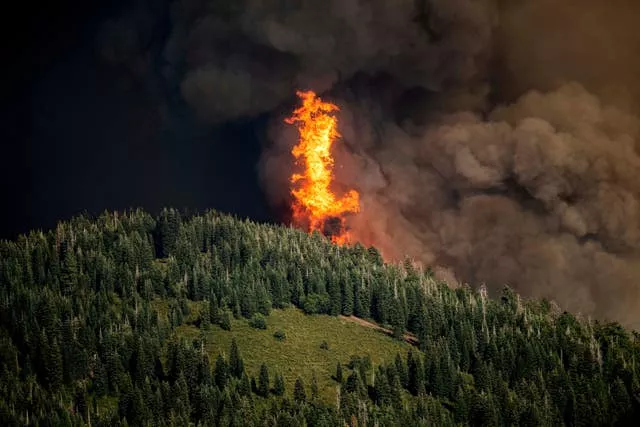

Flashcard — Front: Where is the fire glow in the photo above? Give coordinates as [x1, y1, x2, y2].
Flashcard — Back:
[285, 90, 360, 244]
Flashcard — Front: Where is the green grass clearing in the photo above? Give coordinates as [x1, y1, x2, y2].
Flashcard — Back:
[174, 307, 416, 403]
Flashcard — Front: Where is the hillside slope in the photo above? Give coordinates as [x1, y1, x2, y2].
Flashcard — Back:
[174, 307, 414, 404]
[0, 208, 639, 426]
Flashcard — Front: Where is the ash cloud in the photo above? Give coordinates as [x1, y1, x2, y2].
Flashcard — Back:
[253, 0, 640, 327]
[341, 84, 640, 327]
[159, 0, 496, 122]
[101, 0, 640, 327]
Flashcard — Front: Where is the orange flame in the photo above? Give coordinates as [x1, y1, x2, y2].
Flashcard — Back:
[285, 90, 360, 244]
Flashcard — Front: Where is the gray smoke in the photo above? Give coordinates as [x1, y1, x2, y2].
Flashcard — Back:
[252, 0, 640, 328]
[162, 0, 496, 122]
[101, 0, 640, 327]
[340, 83, 640, 327]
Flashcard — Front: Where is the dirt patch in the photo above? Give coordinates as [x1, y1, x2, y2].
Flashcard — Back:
[339, 315, 419, 346]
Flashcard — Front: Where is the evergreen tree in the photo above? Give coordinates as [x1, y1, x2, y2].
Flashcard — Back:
[395, 353, 408, 390]
[173, 372, 191, 421]
[274, 373, 285, 396]
[336, 362, 343, 383]
[342, 276, 354, 316]
[294, 377, 306, 402]
[44, 338, 63, 390]
[93, 356, 108, 396]
[200, 303, 211, 330]
[214, 354, 229, 389]
[374, 366, 391, 406]
[159, 208, 181, 257]
[239, 372, 252, 397]
[258, 363, 270, 397]
[60, 249, 78, 295]
[345, 370, 366, 398]
[73, 384, 88, 422]
[219, 310, 232, 331]
[407, 350, 425, 396]
[327, 273, 341, 316]
[311, 371, 319, 400]
[229, 339, 244, 379]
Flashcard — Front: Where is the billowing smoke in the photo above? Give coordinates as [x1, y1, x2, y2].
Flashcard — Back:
[342, 84, 640, 328]
[101, 0, 640, 327]
[163, 0, 495, 123]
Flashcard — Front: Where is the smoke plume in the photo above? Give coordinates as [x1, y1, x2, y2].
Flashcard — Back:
[101, 0, 640, 327]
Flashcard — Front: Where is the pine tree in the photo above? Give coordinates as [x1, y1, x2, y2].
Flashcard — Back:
[294, 377, 306, 402]
[73, 384, 88, 421]
[209, 295, 220, 324]
[44, 338, 63, 390]
[389, 297, 404, 339]
[327, 273, 341, 316]
[239, 372, 252, 397]
[258, 363, 270, 397]
[159, 208, 181, 257]
[274, 373, 285, 396]
[214, 354, 229, 389]
[342, 275, 354, 316]
[173, 372, 191, 421]
[219, 310, 232, 331]
[407, 350, 425, 395]
[93, 356, 108, 396]
[229, 339, 244, 379]
[374, 366, 391, 406]
[395, 353, 408, 390]
[200, 303, 211, 330]
[336, 362, 343, 383]
[311, 371, 319, 400]
[345, 370, 365, 398]
[60, 249, 78, 295]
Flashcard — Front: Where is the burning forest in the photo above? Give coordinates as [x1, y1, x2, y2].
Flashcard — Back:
[96, 0, 640, 328]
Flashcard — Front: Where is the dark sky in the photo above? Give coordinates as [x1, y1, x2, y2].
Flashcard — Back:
[1, 0, 272, 239]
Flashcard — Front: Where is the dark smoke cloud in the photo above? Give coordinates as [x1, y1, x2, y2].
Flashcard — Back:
[339, 83, 640, 327]
[253, 1, 640, 328]
[495, 0, 640, 113]
[161, 0, 496, 122]
[101, 0, 640, 327]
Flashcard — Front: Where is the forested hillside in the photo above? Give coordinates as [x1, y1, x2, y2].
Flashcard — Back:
[1, 208, 639, 426]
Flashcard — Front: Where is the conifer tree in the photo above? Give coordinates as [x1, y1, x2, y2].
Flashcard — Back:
[274, 373, 285, 396]
[219, 310, 232, 331]
[258, 363, 270, 397]
[200, 302, 211, 330]
[73, 384, 88, 422]
[239, 373, 252, 397]
[229, 339, 244, 379]
[395, 353, 408, 390]
[374, 366, 391, 406]
[294, 377, 306, 402]
[159, 208, 181, 257]
[93, 356, 108, 396]
[345, 370, 365, 398]
[214, 354, 228, 389]
[60, 249, 78, 295]
[173, 373, 191, 421]
[311, 371, 319, 400]
[407, 350, 425, 395]
[44, 338, 63, 390]
[342, 276, 354, 316]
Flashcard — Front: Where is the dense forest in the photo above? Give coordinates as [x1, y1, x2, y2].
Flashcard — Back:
[1, 208, 639, 426]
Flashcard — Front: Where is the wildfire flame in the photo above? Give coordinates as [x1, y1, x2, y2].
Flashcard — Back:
[285, 90, 360, 244]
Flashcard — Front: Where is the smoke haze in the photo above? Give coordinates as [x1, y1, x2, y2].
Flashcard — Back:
[98, 0, 640, 326]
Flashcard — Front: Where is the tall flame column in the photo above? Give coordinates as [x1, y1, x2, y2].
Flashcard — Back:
[285, 91, 360, 244]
